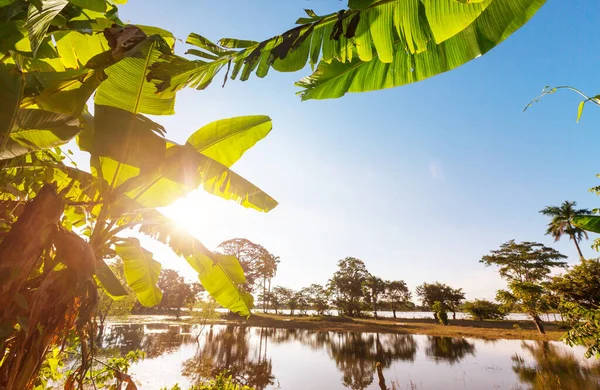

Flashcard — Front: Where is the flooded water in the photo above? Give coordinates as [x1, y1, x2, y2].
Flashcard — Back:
[101, 322, 600, 390]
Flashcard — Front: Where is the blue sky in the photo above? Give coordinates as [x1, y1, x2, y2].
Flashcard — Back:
[115, 0, 600, 301]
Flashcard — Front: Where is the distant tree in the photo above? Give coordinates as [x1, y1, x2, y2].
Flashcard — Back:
[481, 240, 567, 334]
[304, 284, 330, 315]
[296, 288, 311, 315]
[383, 280, 411, 319]
[415, 282, 464, 320]
[540, 201, 591, 261]
[272, 286, 297, 315]
[462, 299, 505, 321]
[328, 257, 370, 317]
[217, 238, 269, 292]
[157, 269, 203, 319]
[363, 276, 386, 319]
[256, 251, 279, 313]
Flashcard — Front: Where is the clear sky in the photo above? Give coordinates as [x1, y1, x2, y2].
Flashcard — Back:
[112, 0, 600, 301]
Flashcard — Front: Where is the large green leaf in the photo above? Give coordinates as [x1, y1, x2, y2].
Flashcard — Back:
[186, 115, 272, 168]
[94, 35, 176, 115]
[25, 0, 69, 56]
[573, 216, 600, 235]
[115, 205, 252, 316]
[0, 109, 80, 160]
[297, 0, 545, 99]
[95, 258, 128, 298]
[115, 238, 162, 307]
[0, 63, 24, 155]
[67, 0, 106, 12]
[152, 0, 544, 99]
[21, 70, 105, 116]
[53, 30, 110, 69]
[79, 105, 277, 211]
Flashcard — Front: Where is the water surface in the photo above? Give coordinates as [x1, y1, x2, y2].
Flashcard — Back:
[101, 322, 600, 389]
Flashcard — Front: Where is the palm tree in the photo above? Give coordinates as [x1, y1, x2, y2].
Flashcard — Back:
[540, 201, 591, 261]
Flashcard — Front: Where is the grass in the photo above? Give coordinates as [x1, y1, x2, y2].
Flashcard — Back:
[224, 313, 567, 341]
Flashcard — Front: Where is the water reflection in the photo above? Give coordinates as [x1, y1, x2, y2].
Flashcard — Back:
[102, 323, 600, 390]
[424, 336, 475, 365]
[512, 341, 600, 390]
[181, 326, 275, 389]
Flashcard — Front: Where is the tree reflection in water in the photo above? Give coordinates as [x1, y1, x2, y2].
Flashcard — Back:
[424, 336, 476, 365]
[512, 341, 600, 390]
[102, 324, 600, 390]
[181, 325, 275, 390]
[102, 323, 193, 358]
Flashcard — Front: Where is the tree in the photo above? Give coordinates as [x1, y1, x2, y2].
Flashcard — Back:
[540, 201, 591, 261]
[363, 275, 386, 319]
[304, 284, 330, 315]
[415, 282, 464, 320]
[462, 299, 504, 321]
[549, 259, 600, 311]
[295, 288, 311, 315]
[0, 2, 278, 385]
[480, 240, 567, 334]
[272, 286, 297, 315]
[156, 269, 203, 319]
[328, 257, 370, 317]
[256, 251, 280, 313]
[383, 280, 411, 319]
[217, 238, 271, 293]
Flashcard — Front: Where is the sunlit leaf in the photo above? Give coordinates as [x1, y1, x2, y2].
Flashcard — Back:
[0, 109, 80, 160]
[95, 36, 176, 115]
[115, 205, 252, 316]
[115, 237, 162, 307]
[573, 216, 600, 234]
[25, 0, 69, 56]
[186, 115, 272, 168]
[0, 63, 25, 154]
[67, 0, 106, 12]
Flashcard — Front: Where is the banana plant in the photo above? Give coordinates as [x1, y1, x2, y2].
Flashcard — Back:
[146, 0, 546, 100]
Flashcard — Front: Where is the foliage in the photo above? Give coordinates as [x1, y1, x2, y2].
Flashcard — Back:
[216, 238, 273, 293]
[512, 341, 600, 389]
[432, 301, 448, 326]
[363, 275, 386, 318]
[155, 269, 203, 318]
[481, 240, 567, 334]
[163, 372, 256, 390]
[383, 280, 411, 318]
[548, 259, 600, 311]
[271, 286, 297, 314]
[0, 0, 282, 385]
[415, 282, 464, 317]
[161, 0, 546, 100]
[562, 304, 600, 359]
[328, 257, 370, 316]
[540, 200, 591, 260]
[303, 283, 330, 315]
[462, 299, 505, 321]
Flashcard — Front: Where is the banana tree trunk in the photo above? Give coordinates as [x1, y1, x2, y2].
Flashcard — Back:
[0, 184, 63, 306]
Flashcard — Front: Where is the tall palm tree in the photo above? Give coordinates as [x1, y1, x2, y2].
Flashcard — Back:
[540, 201, 591, 261]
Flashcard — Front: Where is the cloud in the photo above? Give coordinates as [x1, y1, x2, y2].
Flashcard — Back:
[429, 161, 446, 181]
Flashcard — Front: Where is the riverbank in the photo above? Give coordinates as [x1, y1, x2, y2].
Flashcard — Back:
[225, 313, 567, 341]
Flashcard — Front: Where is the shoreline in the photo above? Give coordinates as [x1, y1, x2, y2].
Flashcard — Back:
[228, 313, 566, 341]
[113, 313, 568, 341]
